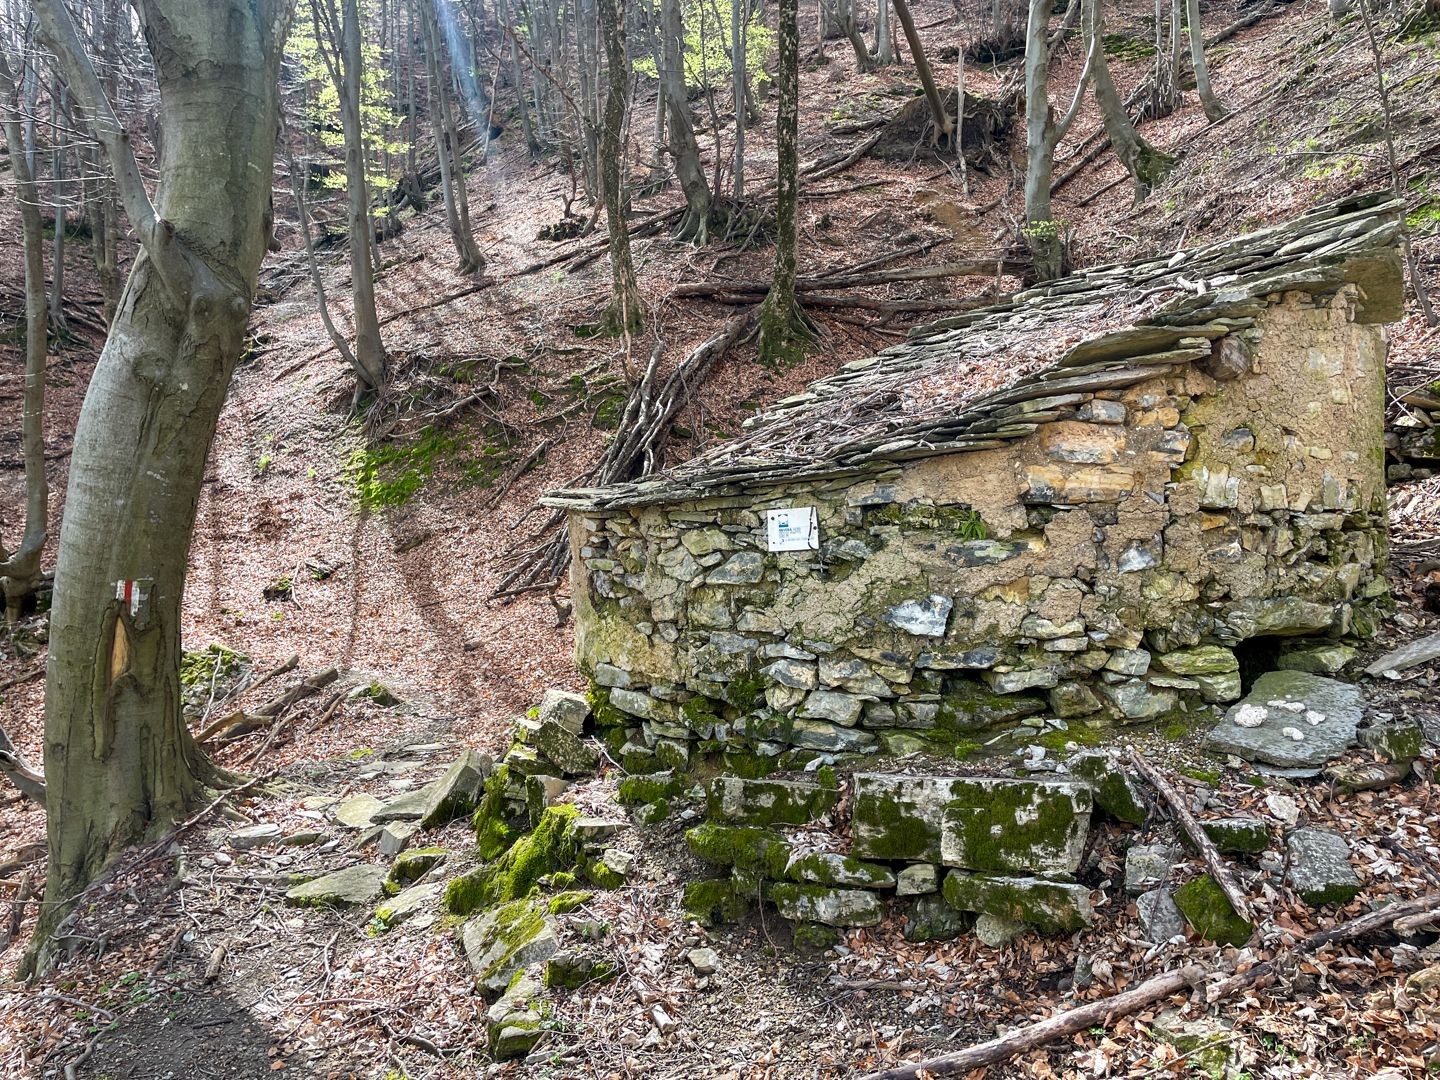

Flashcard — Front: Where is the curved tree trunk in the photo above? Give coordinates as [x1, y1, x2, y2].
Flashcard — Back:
[1083, 0, 1172, 202]
[25, 0, 291, 971]
[0, 49, 50, 619]
[598, 0, 642, 334]
[1186, 0, 1226, 121]
[660, 0, 714, 242]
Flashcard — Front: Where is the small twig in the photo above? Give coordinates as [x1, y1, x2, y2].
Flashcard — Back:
[1130, 748, 1256, 928]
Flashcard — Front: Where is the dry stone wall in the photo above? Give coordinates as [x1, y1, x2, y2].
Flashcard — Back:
[571, 288, 1388, 770]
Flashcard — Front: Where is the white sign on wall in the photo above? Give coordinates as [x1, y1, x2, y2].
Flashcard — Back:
[766, 506, 819, 552]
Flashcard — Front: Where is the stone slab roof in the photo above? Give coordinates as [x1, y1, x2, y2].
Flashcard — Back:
[542, 193, 1403, 512]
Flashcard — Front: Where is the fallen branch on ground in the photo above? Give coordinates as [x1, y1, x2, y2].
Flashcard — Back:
[670, 259, 1017, 299]
[0, 723, 45, 804]
[1130, 748, 1256, 928]
[492, 310, 757, 600]
[196, 666, 339, 745]
[0, 665, 44, 693]
[861, 892, 1440, 1079]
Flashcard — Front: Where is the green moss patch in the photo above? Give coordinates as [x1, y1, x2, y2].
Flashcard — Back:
[683, 878, 751, 926]
[685, 822, 794, 878]
[447, 805, 581, 916]
[1174, 875, 1253, 946]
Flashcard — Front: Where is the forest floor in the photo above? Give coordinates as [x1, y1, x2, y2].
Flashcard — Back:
[4, 0, 1440, 1076]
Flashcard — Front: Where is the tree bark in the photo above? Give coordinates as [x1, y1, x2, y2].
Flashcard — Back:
[757, 0, 808, 364]
[731, 0, 746, 195]
[660, 0, 715, 242]
[598, 0, 643, 335]
[310, 0, 388, 392]
[25, 0, 292, 971]
[1023, 0, 1093, 280]
[420, 0, 486, 273]
[48, 77, 68, 339]
[892, 0, 953, 145]
[1083, 0, 1172, 203]
[0, 46, 50, 619]
[1185, 0, 1226, 121]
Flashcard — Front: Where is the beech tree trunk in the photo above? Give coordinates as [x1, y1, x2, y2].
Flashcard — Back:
[25, 0, 291, 970]
[1083, 0, 1172, 202]
[1023, 0, 1093, 280]
[310, 0, 388, 392]
[660, 0, 714, 242]
[0, 47, 50, 619]
[1186, 0, 1226, 121]
[421, 0, 486, 273]
[598, 0, 643, 334]
[875, 0, 894, 65]
[757, 0, 807, 364]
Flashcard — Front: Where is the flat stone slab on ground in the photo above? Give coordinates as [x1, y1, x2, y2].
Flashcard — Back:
[285, 864, 389, 907]
[333, 793, 385, 829]
[1285, 827, 1362, 905]
[375, 881, 444, 926]
[1202, 670, 1362, 768]
[228, 823, 282, 850]
[370, 786, 436, 824]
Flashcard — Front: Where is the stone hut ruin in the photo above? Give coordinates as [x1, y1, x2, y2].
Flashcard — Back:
[542, 195, 1404, 770]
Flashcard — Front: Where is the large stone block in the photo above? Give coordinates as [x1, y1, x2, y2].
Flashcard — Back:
[705, 776, 838, 827]
[941, 872, 1094, 932]
[852, 774, 1091, 873]
[1203, 670, 1362, 768]
[771, 883, 886, 927]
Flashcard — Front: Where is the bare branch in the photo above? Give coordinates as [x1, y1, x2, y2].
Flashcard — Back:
[29, 0, 192, 298]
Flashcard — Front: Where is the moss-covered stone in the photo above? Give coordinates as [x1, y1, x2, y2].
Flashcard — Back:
[901, 894, 972, 942]
[460, 897, 559, 996]
[941, 871, 1093, 932]
[705, 776, 839, 826]
[446, 804, 581, 916]
[543, 950, 618, 989]
[472, 764, 523, 860]
[792, 921, 840, 951]
[547, 890, 594, 915]
[683, 878, 751, 926]
[285, 864, 388, 908]
[1360, 718, 1423, 764]
[770, 882, 885, 927]
[939, 682, 1047, 731]
[1174, 874, 1253, 945]
[617, 772, 686, 805]
[786, 851, 895, 888]
[1064, 751, 1147, 825]
[721, 749, 780, 779]
[1197, 817, 1269, 855]
[386, 846, 445, 891]
[684, 822, 794, 878]
[939, 779, 1092, 875]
